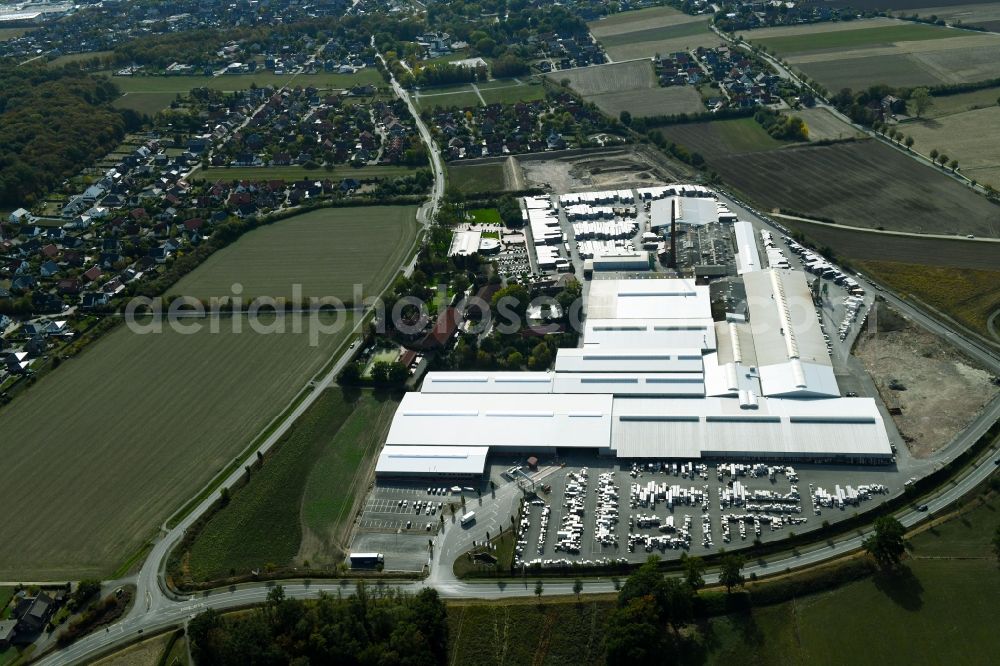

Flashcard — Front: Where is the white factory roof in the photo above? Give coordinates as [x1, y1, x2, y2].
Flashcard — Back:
[421, 371, 705, 397]
[385, 392, 613, 449]
[554, 347, 704, 374]
[586, 279, 711, 320]
[610, 396, 891, 459]
[448, 229, 482, 257]
[650, 196, 719, 229]
[375, 227, 887, 473]
[422, 371, 554, 393]
[733, 220, 762, 275]
[376, 446, 489, 475]
[743, 269, 838, 397]
[583, 318, 717, 351]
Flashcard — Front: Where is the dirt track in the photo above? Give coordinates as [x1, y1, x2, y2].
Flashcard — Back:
[854, 301, 999, 457]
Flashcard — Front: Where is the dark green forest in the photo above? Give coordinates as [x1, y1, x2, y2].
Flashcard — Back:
[0, 66, 130, 208]
[188, 584, 449, 665]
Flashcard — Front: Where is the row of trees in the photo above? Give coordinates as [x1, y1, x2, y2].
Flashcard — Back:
[189, 584, 449, 665]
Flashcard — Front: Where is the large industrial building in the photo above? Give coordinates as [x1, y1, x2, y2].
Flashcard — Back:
[375, 269, 893, 478]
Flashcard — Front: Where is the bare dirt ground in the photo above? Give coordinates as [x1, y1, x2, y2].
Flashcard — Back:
[854, 301, 999, 457]
[519, 147, 685, 192]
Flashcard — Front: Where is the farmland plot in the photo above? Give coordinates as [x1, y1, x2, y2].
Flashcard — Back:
[547, 60, 696, 118]
[0, 312, 355, 580]
[171, 206, 418, 303]
[904, 105, 1000, 189]
[549, 59, 656, 96]
[589, 86, 704, 118]
[589, 6, 719, 61]
[655, 117, 795, 158]
[711, 140, 1000, 236]
[745, 19, 1000, 90]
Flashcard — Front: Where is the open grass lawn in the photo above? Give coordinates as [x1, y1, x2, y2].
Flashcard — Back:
[855, 260, 1000, 339]
[479, 81, 547, 106]
[415, 79, 544, 110]
[0, 313, 354, 580]
[656, 117, 793, 159]
[299, 391, 400, 563]
[106, 68, 383, 94]
[0, 587, 14, 613]
[192, 164, 417, 183]
[448, 163, 508, 194]
[47, 50, 115, 67]
[926, 85, 1000, 119]
[448, 598, 612, 666]
[182, 389, 398, 580]
[598, 20, 713, 49]
[112, 91, 177, 116]
[588, 5, 683, 31]
[171, 205, 418, 303]
[711, 140, 1000, 236]
[0, 27, 28, 41]
[752, 22, 966, 54]
[468, 208, 501, 224]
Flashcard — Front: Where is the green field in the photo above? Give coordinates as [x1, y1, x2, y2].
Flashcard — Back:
[753, 23, 966, 55]
[0, 313, 356, 580]
[105, 68, 383, 94]
[468, 208, 501, 224]
[170, 205, 418, 303]
[598, 20, 712, 49]
[180, 389, 398, 581]
[414, 79, 545, 111]
[47, 50, 114, 67]
[448, 598, 612, 666]
[112, 91, 177, 115]
[480, 81, 547, 106]
[926, 86, 1000, 119]
[855, 260, 1000, 340]
[0, 27, 28, 41]
[299, 391, 401, 563]
[192, 164, 418, 183]
[448, 163, 508, 194]
[656, 117, 792, 159]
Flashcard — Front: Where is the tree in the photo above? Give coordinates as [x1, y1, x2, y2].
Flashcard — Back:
[938, 153, 949, 167]
[680, 553, 705, 591]
[619, 110, 632, 126]
[719, 552, 746, 593]
[948, 159, 958, 171]
[863, 516, 907, 569]
[534, 580, 543, 600]
[910, 87, 932, 117]
[604, 597, 668, 663]
[573, 579, 583, 600]
[930, 148, 939, 161]
[905, 135, 914, 149]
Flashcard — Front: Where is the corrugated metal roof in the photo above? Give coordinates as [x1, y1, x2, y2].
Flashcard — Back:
[554, 347, 704, 374]
[376, 446, 489, 475]
[385, 393, 613, 449]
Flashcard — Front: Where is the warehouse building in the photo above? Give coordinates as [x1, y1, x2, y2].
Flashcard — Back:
[374, 272, 892, 477]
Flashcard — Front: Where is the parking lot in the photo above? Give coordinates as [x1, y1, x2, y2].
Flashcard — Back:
[351, 481, 490, 572]
[498, 452, 907, 570]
